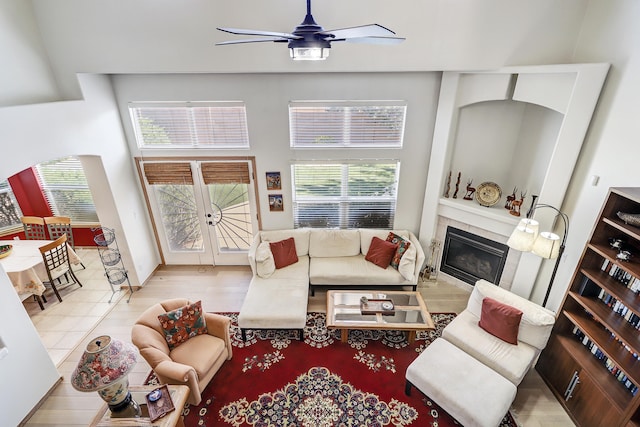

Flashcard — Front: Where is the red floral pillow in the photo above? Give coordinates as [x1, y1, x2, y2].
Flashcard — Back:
[158, 300, 208, 350]
[478, 297, 523, 345]
[269, 237, 299, 269]
[365, 237, 399, 269]
[386, 232, 411, 270]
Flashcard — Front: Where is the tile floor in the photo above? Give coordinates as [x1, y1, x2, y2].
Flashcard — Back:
[23, 247, 126, 366]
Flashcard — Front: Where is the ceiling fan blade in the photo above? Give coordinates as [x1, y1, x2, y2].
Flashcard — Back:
[322, 24, 397, 40]
[338, 36, 405, 45]
[217, 27, 300, 40]
[216, 37, 290, 45]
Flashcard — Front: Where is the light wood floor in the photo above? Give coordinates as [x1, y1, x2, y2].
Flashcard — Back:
[21, 250, 575, 426]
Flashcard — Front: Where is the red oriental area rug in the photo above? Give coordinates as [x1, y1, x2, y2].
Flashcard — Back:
[146, 312, 519, 427]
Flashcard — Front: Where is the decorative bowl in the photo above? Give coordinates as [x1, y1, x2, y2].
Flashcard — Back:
[0, 244, 12, 259]
[617, 211, 640, 227]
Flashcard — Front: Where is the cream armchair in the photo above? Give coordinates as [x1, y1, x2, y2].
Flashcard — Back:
[131, 298, 232, 405]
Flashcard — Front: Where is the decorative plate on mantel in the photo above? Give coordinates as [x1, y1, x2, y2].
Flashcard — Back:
[475, 182, 502, 207]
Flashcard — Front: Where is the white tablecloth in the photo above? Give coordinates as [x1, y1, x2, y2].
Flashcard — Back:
[0, 239, 82, 298]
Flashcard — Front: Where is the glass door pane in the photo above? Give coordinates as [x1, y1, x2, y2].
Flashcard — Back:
[153, 184, 204, 252]
[206, 183, 254, 252]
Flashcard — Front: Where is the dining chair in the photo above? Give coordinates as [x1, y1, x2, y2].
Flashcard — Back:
[21, 216, 47, 240]
[39, 235, 83, 303]
[44, 216, 85, 268]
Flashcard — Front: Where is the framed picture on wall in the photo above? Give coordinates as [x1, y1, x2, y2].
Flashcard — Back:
[269, 194, 284, 211]
[266, 172, 281, 190]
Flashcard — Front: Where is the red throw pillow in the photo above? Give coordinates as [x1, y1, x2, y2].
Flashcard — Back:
[157, 300, 208, 350]
[478, 297, 523, 345]
[269, 237, 299, 269]
[386, 232, 411, 270]
[365, 237, 399, 269]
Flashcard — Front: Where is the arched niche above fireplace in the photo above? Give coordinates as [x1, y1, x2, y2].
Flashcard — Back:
[419, 63, 609, 299]
[452, 99, 563, 201]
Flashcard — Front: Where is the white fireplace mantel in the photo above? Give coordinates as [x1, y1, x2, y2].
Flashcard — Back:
[419, 63, 609, 301]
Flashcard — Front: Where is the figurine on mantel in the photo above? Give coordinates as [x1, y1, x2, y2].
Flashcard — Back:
[444, 171, 452, 198]
[509, 190, 527, 216]
[505, 187, 517, 210]
[453, 172, 461, 199]
[463, 179, 476, 200]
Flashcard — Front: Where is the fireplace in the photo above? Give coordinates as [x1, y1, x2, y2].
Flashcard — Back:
[440, 226, 509, 286]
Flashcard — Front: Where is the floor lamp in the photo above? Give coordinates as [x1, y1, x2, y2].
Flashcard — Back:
[506, 203, 569, 307]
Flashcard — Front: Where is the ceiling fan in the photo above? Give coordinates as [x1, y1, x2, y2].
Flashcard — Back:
[216, 0, 405, 60]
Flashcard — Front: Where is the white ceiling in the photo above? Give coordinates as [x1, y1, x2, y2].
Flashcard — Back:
[28, 0, 590, 99]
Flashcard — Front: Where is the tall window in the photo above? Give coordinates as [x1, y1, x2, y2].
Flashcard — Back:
[289, 101, 407, 148]
[36, 156, 98, 223]
[129, 102, 250, 149]
[0, 180, 23, 231]
[291, 162, 399, 229]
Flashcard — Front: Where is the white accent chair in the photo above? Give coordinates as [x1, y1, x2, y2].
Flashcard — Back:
[405, 280, 556, 427]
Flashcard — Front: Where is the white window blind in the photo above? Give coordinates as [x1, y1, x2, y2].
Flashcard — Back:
[36, 156, 99, 223]
[129, 102, 250, 149]
[289, 101, 407, 148]
[291, 161, 399, 229]
[0, 180, 23, 231]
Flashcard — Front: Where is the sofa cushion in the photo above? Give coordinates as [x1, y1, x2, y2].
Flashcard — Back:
[268, 255, 310, 280]
[309, 229, 361, 258]
[467, 280, 555, 350]
[157, 300, 208, 350]
[255, 242, 276, 278]
[365, 237, 398, 268]
[261, 229, 310, 256]
[398, 244, 417, 281]
[310, 255, 408, 285]
[169, 333, 227, 379]
[386, 232, 411, 269]
[270, 237, 299, 269]
[442, 310, 538, 385]
[360, 229, 410, 255]
[478, 297, 522, 345]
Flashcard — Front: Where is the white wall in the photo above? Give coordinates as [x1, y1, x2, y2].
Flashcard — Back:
[28, 0, 588, 101]
[0, 267, 60, 426]
[538, 0, 640, 310]
[0, 0, 59, 106]
[112, 72, 440, 232]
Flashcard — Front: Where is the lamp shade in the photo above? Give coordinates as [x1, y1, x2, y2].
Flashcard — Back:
[71, 335, 141, 416]
[71, 336, 137, 392]
[507, 218, 539, 252]
[532, 231, 561, 259]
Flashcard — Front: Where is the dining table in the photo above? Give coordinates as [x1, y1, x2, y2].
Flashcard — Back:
[0, 239, 83, 299]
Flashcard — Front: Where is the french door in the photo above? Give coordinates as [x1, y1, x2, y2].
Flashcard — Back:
[140, 158, 259, 265]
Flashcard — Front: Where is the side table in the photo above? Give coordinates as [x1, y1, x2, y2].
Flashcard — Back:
[89, 385, 189, 427]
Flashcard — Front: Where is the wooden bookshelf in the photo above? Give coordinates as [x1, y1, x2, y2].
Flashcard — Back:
[537, 187, 640, 426]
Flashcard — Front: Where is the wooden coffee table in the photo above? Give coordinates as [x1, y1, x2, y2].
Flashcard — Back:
[326, 290, 435, 343]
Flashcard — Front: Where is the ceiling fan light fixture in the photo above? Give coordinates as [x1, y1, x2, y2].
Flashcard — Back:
[290, 46, 329, 60]
[216, 0, 404, 59]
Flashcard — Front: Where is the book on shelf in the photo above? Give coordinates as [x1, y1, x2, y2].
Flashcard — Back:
[601, 258, 640, 291]
[571, 325, 639, 396]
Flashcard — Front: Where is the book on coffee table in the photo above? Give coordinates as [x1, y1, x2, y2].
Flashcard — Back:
[360, 299, 395, 315]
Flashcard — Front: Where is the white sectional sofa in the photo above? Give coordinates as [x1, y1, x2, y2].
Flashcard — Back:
[405, 279, 556, 427]
[238, 228, 425, 340]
